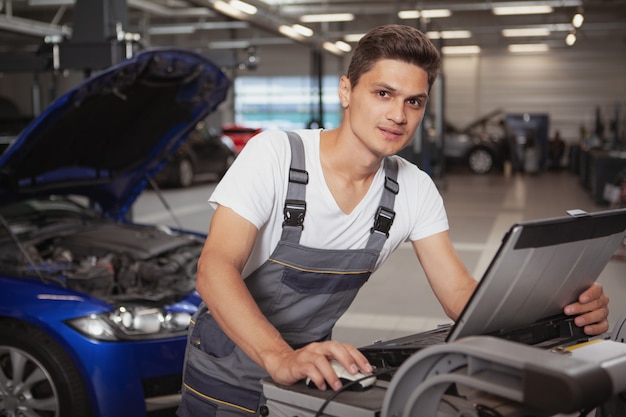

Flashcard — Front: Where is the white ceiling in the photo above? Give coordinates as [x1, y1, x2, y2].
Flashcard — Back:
[0, 0, 625, 59]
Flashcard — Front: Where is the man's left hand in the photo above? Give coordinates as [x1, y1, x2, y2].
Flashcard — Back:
[564, 282, 609, 335]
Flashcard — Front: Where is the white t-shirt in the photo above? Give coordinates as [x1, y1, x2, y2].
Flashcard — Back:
[209, 129, 449, 278]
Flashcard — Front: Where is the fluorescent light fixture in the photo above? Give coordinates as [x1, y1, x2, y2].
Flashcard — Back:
[421, 9, 452, 18]
[398, 9, 451, 19]
[441, 45, 481, 55]
[398, 10, 420, 19]
[292, 24, 313, 37]
[323, 41, 343, 55]
[214, 0, 245, 18]
[566, 32, 576, 46]
[209, 39, 251, 49]
[300, 13, 354, 23]
[278, 24, 302, 40]
[502, 28, 551, 37]
[230, 0, 257, 15]
[149, 26, 196, 35]
[508, 43, 550, 53]
[335, 41, 352, 53]
[322, 41, 352, 54]
[572, 13, 584, 28]
[493, 5, 553, 15]
[344, 33, 366, 43]
[427, 30, 471, 39]
[29, 0, 73, 5]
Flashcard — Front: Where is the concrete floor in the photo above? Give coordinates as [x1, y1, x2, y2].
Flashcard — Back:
[135, 166, 625, 350]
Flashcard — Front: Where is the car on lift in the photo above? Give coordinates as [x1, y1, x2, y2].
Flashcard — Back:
[0, 48, 230, 417]
[155, 121, 236, 188]
[441, 109, 509, 174]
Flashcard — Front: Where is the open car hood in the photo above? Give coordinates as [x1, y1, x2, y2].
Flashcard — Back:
[0, 48, 230, 220]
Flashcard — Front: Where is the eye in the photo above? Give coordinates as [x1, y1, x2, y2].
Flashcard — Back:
[376, 90, 390, 98]
[407, 98, 423, 108]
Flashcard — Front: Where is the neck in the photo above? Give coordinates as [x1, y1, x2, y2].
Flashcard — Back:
[320, 128, 383, 182]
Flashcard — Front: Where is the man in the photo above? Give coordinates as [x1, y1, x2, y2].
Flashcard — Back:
[177, 24, 609, 417]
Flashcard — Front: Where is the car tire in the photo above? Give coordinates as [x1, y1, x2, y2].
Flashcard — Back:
[467, 148, 494, 174]
[176, 158, 194, 187]
[0, 320, 92, 417]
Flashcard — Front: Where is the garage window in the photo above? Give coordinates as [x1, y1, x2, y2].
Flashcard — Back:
[234, 76, 341, 130]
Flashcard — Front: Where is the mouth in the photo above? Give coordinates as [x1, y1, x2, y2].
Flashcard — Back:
[378, 126, 405, 140]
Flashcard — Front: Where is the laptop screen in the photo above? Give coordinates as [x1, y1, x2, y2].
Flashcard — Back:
[447, 208, 626, 342]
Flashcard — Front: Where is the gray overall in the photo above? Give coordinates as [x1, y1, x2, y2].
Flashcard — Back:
[177, 132, 399, 416]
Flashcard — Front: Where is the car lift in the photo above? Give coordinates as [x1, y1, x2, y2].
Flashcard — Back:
[262, 313, 626, 417]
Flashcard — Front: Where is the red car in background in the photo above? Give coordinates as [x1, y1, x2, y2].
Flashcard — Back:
[222, 123, 262, 153]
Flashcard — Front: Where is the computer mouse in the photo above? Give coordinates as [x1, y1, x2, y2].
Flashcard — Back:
[306, 360, 376, 391]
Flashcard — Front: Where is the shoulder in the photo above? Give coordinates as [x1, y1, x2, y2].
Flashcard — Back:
[244, 129, 320, 153]
[390, 155, 435, 185]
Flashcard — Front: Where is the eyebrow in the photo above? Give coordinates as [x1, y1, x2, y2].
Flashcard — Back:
[373, 82, 429, 101]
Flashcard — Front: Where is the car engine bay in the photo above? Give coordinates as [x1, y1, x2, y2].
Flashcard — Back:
[0, 197, 203, 302]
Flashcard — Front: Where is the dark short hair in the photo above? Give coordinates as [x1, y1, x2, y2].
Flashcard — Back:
[346, 24, 441, 92]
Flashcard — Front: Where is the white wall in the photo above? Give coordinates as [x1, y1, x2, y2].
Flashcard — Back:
[443, 45, 626, 142]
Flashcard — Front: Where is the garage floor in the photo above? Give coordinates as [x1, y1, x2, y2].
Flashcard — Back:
[135, 166, 626, 348]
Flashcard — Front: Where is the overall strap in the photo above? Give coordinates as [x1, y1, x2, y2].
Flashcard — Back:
[365, 156, 399, 252]
[281, 131, 308, 243]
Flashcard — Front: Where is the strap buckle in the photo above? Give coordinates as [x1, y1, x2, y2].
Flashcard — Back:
[283, 199, 306, 228]
[289, 168, 309, 184]
[371, 206, 395, 237]
[384, 176, 399, 194]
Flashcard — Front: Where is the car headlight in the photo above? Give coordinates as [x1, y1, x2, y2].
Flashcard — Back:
[67, 305, 192, 341]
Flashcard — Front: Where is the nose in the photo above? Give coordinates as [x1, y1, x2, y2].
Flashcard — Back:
[386, 100, 406, 124]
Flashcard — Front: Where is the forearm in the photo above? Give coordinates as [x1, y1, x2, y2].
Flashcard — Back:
[412, 231, 478, 321]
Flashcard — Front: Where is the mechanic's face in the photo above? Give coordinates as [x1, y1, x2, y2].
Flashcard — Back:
[339, 59, 429, 158]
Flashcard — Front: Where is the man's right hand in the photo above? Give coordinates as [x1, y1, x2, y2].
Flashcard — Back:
[264, 340, 373, 391]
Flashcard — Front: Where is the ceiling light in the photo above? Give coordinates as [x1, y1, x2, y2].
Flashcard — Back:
[441, 45, 481, 55]
[421, 9, 452, 18]
[398, 10, 420, 19]
[572, 13, 584, 28]
[323, 41, 344, 55]
[508, 43, 550, 53]
[344, 33, 366, 43]
[427, 30, 471, 39]
[208, 39, 251, 49]
[502, 28, 551, 37]
[278, 25, 302, 40]
[300, 13, 354, 23]
[149, 26, 196, 35]
[398, 9, 451, 19]
[230, 0, 257, 15]
[213, 0, 245, 19]
[566, 32, 577, 46]
[335, 41, 352, 53]
[292, 24, 313, 37]
[493, 5, 553, 15]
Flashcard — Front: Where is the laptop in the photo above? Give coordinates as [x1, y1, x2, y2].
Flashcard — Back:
[360, 208, 626, 370]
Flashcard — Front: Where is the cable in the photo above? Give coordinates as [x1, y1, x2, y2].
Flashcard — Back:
[475, 403, 504, 417]
[313, 367, 397, 417]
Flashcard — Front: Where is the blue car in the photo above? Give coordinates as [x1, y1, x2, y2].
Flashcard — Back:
[0, 48, 229, 417]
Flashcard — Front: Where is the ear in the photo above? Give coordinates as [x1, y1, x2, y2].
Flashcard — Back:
[338, 75, 351, 109]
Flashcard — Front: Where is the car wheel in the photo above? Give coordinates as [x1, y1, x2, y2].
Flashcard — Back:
[467, 148, 494, 174]
[0, 320, 92, 417]
[176, 158, 194, 187]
